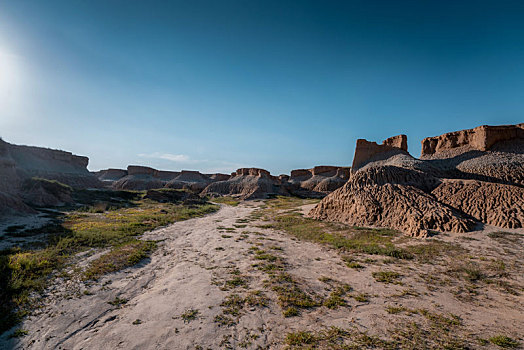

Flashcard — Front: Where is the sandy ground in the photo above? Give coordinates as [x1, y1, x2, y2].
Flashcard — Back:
[2, 202, 523, 349]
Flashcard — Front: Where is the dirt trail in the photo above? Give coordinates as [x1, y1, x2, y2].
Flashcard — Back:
[4, 203, 337, 349]
[3, 202, 523, 349]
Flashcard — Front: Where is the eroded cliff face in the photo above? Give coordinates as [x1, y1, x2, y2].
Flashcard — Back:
[201, 168, 283, 199]
[105, 163, 351, 200]
[309, 124, 524, 236]
[0, 139, 100, 215]
[96, 169, 128, 181]
[198, 165, 351, 200]
[287, 166, 350, 198]
[351, 135, 408, 170]
[421, 123, 524, 157]
[109, 166, 223, 192]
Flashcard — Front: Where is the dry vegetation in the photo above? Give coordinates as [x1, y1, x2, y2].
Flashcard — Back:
[0, 189, 218, 334]
[254, 196, 523, 349]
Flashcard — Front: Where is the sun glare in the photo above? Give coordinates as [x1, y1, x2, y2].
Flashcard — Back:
[0, 50, 20, 95]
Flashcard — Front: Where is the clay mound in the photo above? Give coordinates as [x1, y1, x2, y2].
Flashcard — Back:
[110, 166, 171, 191]
[309, 124, 523, 235]
[206, 173, 231, 182]
[165, 180, 208, 193]
[165, 171, 213, 192]
[201, 168, 284, 199]
[6, 140, 102, 189]
[113, 166, 213, 192]
[173, 170, 211, 183]
[112, 177, 166, 191]
[287, 166, 351, 197]
[127, 165, 157, 176]
[423, 139, 524, 187]
[312, 176, 348, 192]
[8, 143, 89, 174]
[433, 180, 524, 229]
[20, 177, 73, 207]
[0, 192, 35, 215]
[96, 169, 128, 181]
[348, 165, 441, 192]
[309, 167, 474, 236]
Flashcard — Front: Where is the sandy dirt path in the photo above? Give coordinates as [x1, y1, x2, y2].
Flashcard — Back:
[3, 202, 523, 349]
[5, 203, 343, 349]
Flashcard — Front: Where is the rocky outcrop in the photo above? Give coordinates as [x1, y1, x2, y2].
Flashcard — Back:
[113, 177, 166, 191]
[287, 166, 350, 197]
[200, 165, 352, 200]
[231, 168, 272, 177]
[112, 166, 177, 190]
[0, 139, 100, 215]
[351, 135, 408, 170]
[100, 162, 349, 198]
[310, 124, 524, 235]
[382, 134, 408, 150]
[206, 173, 231, 182]
[166, 171, 213, 192]
[110, 166, 217, 192]
[421, 123, 524, 157]
[419, 133, 524, 187]
[96, 168, 128, 181]
[201, 168, 284, 199]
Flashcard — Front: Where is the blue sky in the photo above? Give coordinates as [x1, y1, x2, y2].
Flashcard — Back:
[0, 0, 523, 174]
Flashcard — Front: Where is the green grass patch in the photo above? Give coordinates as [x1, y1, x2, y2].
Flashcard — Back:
[224, 276, 248, 289]
[108, 296, 128, 307]
[212, 196, 241, 207]
[180, 308, 199, 323]
[285, 309, 469, 349]
[0, 194, 218, 334]
[84, 240, 157, 280]
[258, 208, 413, 260]
[245, 290, 269, 307]
[283, 306, 299, 317]
[385, 306, 407, 314]
[488, 335, 520, 348]
[372, 271, 402, 284]
[352, 293, 370, 302]
[323, 285, 351, 309]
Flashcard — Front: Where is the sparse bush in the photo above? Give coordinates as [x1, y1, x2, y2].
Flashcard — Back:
[372, 271, 402, 284]
[489, 335, 520, 348]
[180, 308, 199, 323]
[285, 331, 316, 345]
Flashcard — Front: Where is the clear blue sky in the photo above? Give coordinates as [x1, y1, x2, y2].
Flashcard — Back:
[1, 1, 523, 174]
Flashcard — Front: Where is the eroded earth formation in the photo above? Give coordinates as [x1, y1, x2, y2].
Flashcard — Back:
[97, 165, 350, 199]
[0, 139, 101, 215]
[2, 123, 523, 236]
[309, 123, 524, 236]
